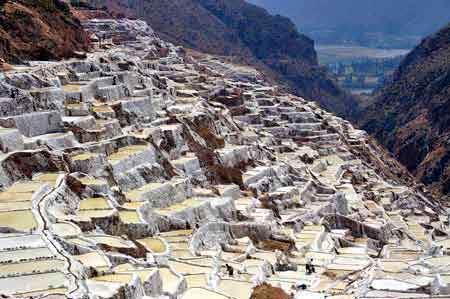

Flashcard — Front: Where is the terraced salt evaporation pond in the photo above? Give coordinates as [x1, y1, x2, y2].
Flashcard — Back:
[93, 264, 181, 292]
[0, 191, 33, 202]
[170, 248, 195, 259]
[219, 280, 253, 299]
[74, 195, 112, 220]
[153, 198, 203, 215]
[50, 222, 80, 237]
[119, 210, 142, 223]
[0, 271, 67, 295]
[92, 267, 158, 288]
[95, 119, 118, 130]
[118, 269, 156, 283]
[71, 152, 99, 162]
[436, 238, 450, 250]
[184, 274, 206, 288]
[68, 237, 93, 247]
[75, 209, 114, 221]
[79, 177, 107, 186]
[62, 83, 86, 92]
[159, 267, 181, 294]
[0, 209, 37, 231]
[76, 251, 110, 269]
[66, 103, 85, 110]
[0, 201, 31, 211]
[89, 235, 136, 249]
[92, 105, 114, 114]
[168, 260, 211, 275]
[0, 174, 61, 230]
[79, 197, 111, 210]
[0, 247, 55, 263]
[125, 182, 165, 201]
[113, 264, 160, 280]
[137, 237, 167, 253]
[182, 288, 231, 299]
[4, 181, 43, 193]
[122, 201, 145, 209]
[0, 258, 65, 276]
[18, 288, 67, 298]
[93, 273, 134, 283]
[107, 145, 149, 163]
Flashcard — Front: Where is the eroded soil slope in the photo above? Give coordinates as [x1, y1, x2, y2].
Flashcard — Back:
[0, 0, 89, 63]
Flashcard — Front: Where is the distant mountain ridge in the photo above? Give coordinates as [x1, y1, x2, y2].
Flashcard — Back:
[361, 23, 450, 196]
[248, 0, 450, 47]
[82, 0, 359, 118]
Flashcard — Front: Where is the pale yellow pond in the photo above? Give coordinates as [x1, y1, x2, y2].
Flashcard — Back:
[0, 247, 55, 263]
[125, 182, 163, 201]
[79, 197, 110, 210]
[76, 252, 110, 268]
[72, 152, 98, 161]
[0, 201, 31, 212]
[33, 173, 60, 184]
[79, 177, 107, 186]
[182, 288, 229, 299]
[119, 211, 141, 224]
[154, 198, 203, 216]
[62, 84, 83, 92]
[90, 235, 135, 249]
[6, 182, 43, 193]
[0, 210, 37, 231]
[0, 192, 33, 202]
[219, 279, 253, 299]
[93, 273, 133, 283]
[159, 268, 180, 294]
[185, 274, 207, 288]
[0, 259, 65, 276]
[108, 145, 149, 163]
[137, 238, 167, 253]
[17, 287, 67, 297]
[76, 209, 114, 220]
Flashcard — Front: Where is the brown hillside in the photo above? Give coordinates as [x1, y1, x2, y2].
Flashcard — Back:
[361, 23, 450, 197]
[0, 0, 90, 64]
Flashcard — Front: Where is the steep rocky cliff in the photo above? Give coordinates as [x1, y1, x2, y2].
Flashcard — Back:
[0, 0, 90, 64]
[361, 23, 450, 196]
[79, 0, 359, 118]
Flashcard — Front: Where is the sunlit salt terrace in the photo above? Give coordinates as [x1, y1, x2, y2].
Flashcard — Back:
[0, 16, 446, 299]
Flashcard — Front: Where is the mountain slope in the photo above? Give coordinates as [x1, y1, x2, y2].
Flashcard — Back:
[83, 0, 359, 118]
[361, 23, 450, 196]
[248, 0, 450, 47]
[0, 0, 90, 64]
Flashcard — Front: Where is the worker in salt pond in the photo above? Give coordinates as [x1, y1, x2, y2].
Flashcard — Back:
[305, 258, 316, 275]
[225, 264, 234, 277]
